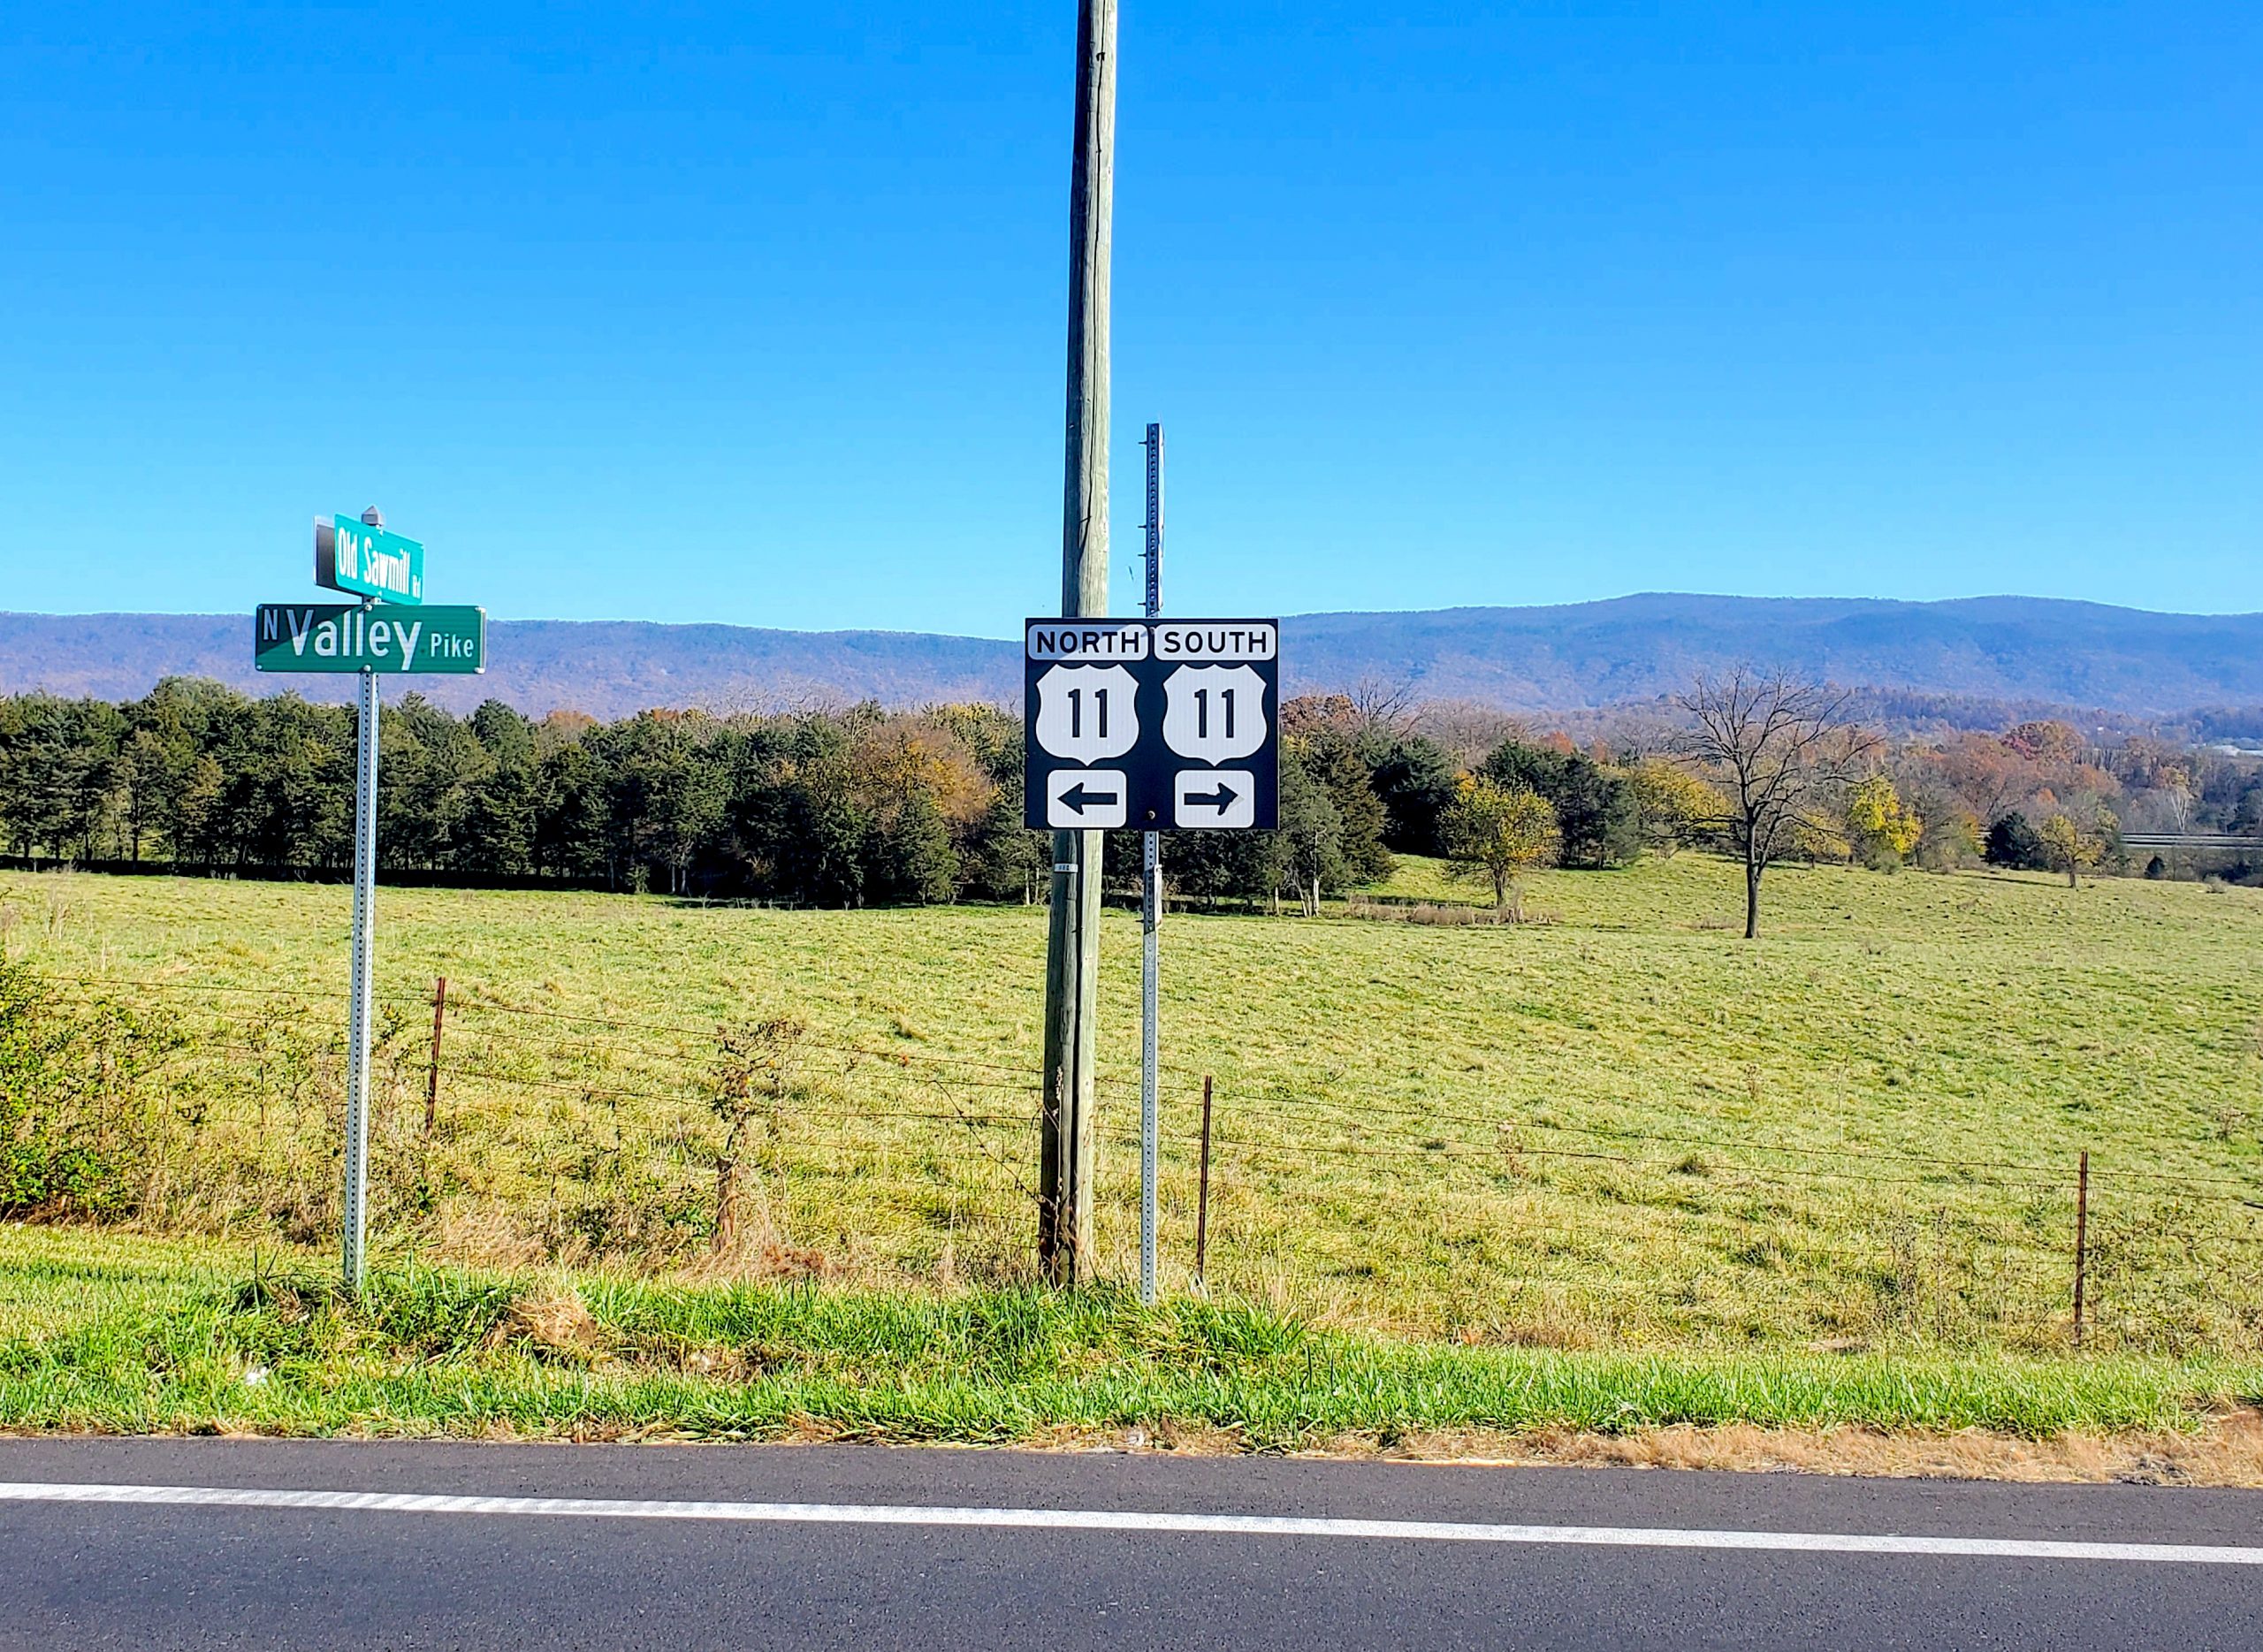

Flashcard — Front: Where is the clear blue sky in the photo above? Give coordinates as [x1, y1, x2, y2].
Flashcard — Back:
[3, 3, 2257, 633]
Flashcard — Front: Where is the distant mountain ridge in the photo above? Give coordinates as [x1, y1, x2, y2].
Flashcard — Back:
[4, 595, 2261, 722]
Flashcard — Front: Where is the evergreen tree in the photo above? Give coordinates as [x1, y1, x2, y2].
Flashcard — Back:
[1984, 811, 2046, 871]
[534, 745, 611, 879]
[125, 678, 250, 862]
[173, 755, 226, 868]
[872, 790, 958, 904]
[1162, 825, 1275, 905]
[770, 780, 869, 907]
[1478, 739, 1640, 868]
[1362, 731, 1461, 856]
[211, 695, 351, 866]
[961, 786, 1048, 902]
[0, 695, 73, 856]
[458, 761, 537, 875]
[1298, 733, 1395, 886]
[469, 699, 537, 768]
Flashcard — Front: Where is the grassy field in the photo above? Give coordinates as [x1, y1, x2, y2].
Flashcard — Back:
[4, 855, 2263, 1370]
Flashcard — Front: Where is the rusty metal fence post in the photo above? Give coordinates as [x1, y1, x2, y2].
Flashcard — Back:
[2073, 1149, 2090, 1346]
[425, 976, 447, 1135]
[1194, 1075, 1215, 1290]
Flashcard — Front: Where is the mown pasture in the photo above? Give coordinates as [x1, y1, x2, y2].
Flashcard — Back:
[5, 854, 2262, 1358]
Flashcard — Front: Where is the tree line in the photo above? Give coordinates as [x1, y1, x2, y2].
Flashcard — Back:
[0, 678, 1484, 907]
[2, 675, 2255, 916]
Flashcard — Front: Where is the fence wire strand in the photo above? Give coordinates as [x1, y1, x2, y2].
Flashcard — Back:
[35, 965, 2263, 1344]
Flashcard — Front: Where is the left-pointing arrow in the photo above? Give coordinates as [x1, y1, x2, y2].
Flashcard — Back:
[1060, 783, 1121, 813]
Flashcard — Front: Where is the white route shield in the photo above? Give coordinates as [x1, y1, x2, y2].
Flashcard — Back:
[1161, 665, 1268, 762]
[1032, 665, 1141, 762]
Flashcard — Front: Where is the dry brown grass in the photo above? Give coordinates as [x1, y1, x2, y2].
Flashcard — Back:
[1004, 1409, 2263, 1487]
[487, 1280, 608, 1364]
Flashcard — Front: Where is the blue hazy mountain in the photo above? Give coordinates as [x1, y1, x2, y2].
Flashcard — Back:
[4, 595, 2260, 721]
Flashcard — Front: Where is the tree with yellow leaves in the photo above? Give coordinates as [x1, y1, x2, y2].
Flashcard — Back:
[1845, 774, 1923, 870]
[2038, 807, 2113, 888]
[1442, 776, 1560, 919]
[1624, 757, 1726, 857]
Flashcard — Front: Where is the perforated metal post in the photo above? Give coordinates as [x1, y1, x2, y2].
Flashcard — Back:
[1194, 1075, 1215, 1289]
[1139, 423, 1163, 1304]
[342, 650, 380, 1293]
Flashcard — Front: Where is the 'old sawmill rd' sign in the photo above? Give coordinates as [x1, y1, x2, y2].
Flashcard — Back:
[316, 515, 426, 605]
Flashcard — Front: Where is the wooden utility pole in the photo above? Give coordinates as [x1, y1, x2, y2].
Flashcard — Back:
[1040, 0, 1117, 1284]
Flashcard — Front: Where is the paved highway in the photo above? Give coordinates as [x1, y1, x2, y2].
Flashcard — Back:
[3, 1439, 2259, 1649]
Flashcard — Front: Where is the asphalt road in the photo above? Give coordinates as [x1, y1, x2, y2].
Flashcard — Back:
[3, 1439, 2260, 1650]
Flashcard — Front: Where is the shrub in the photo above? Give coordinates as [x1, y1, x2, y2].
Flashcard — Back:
[0, 961, 180, 1219]
[1984, 811, 2046, 872]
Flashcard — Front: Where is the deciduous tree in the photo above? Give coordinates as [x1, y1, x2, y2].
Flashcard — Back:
[1442, 777, 1560, 919]
[1625, 757, 1726, 858]
[1845, 775, 1923, 870]
[2038, 809, 2112, 888]
[1677, 669, 1876, 938]
[1478, 740, 1639, 869]
[1271, 758, 1346, 917]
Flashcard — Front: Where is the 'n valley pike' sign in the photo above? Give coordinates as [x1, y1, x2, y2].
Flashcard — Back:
[255, 604, 486, 674]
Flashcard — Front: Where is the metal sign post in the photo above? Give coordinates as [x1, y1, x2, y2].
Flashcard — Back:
[250, 506, 487, 1294]
[342, 648, 380, 1293]
[1139, 423, 1163, 1305]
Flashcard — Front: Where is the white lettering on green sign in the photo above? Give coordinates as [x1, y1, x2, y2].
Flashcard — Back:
[272, 606, 427, 665]
[254, 603, 485, 674]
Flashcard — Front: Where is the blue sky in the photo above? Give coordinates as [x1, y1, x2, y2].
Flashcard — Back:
[3, 3, 2257, 633]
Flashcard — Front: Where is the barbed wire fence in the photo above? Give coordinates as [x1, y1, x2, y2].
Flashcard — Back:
[37, 971, 2263, 1352]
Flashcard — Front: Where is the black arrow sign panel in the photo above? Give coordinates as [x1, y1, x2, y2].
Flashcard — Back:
[1059, 783, 1120, 813]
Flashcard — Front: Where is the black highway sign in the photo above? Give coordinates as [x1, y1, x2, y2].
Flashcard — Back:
[1024, 618, 1280, 831]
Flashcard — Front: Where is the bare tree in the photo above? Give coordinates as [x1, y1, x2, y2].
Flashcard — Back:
[1346, 674, 1421, 738]
[2160, 765, 2195, 880]
[1413, 700, 1531, 768]
[1678, 668, 1877, 939]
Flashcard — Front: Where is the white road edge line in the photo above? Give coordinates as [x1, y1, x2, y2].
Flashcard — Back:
[0, 1481, 2258, 1564]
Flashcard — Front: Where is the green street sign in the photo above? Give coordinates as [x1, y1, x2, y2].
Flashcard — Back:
[255, 603, 486, 674]
[316, 515, 425, 605]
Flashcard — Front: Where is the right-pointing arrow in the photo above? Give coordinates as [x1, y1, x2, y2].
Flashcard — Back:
[1184, 783, 1239, 811]
[1060, 782, 1121, 813]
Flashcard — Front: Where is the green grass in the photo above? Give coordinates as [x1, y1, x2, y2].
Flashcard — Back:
[0, 1224, 255, 1342]
[5, 855, 2263, 1359]
[3, 1229, 2249, 1445]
